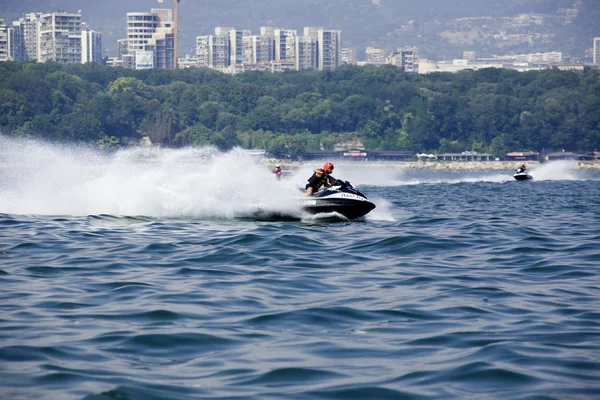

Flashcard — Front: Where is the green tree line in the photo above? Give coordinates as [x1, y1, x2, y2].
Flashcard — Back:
[1, 61, 599, 158]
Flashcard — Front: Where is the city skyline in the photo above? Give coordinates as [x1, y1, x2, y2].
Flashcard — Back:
[1, 4, 599, 74]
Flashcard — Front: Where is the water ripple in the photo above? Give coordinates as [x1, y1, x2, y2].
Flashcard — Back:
[1, 174, 600, 399]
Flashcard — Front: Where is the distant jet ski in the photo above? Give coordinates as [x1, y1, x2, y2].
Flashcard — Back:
[302, 179, 375, 220]
[513, 170, 533, 181]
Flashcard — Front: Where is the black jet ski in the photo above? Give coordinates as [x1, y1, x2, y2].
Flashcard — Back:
[302, 179, 376, 219]
[513, 169, 533, 181]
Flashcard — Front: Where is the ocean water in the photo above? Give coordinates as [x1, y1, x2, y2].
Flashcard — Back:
[1, 138, 599, 400]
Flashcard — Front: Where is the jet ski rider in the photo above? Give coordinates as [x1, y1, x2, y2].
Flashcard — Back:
[517, 163, 527, 174]
[272, 164, 282, 180]
[305, 162, 336, 195]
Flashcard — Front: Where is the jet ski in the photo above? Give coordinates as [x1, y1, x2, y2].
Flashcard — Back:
[302, 179, 376, 219]
[513, 170, 533, 181]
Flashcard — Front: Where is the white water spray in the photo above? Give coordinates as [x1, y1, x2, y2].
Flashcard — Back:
[0, 137, 303, 217]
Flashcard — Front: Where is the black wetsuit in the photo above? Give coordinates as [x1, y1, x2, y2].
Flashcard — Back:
[306, 169, 335, 193]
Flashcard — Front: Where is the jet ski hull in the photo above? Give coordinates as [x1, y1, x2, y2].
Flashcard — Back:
[514, 172, 532, 181]
[302, 198, 376, 220]
[301, 180, 376, 219]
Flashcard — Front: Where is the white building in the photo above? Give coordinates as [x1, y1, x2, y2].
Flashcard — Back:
[341, 47, 357, 65]
[117, 39, 129, 59]
[193, 25, 344, 73]
[260, 26, 278, 59]
[274, 29, 297, 61]
[242, 35, 272, 64]
[121, 9, 174, 69]
[514, 51, 562, 64]
[178, 55, 198, 68]
[38, 11, 83, 64]
[81, 26, 102, 63]
[388, 47, 419, 73]
[594, 37, 600, 65]
[196, 34, 230, 68]
[229, 29, 251, 65]
[11, 13, 41, 61]
[296, 36, 318, 70]
[0, 21, 9, 61]
[318, 29, 342, 70]
[303, 26, 321, 40]
[366, 46, 387, 64]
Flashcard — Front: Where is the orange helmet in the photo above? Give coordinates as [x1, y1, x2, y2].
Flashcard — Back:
[323, 162, 334, 173]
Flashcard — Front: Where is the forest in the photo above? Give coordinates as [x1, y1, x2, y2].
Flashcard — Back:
[0, 61, 599, 158]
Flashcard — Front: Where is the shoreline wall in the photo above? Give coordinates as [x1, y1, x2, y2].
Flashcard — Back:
[283, 160, 600, 170]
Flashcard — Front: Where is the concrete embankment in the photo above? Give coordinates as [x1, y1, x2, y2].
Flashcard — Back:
[274, 160, 600, 171]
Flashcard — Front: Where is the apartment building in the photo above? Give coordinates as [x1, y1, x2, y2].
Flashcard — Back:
[0, 21, 9, 62]
[37, 12, 83, 64]
[242, 35, 272, 64]
[594, 37, 600, 65]
[388, 46, 419, 73]
[514, 51, 562, 64]
[274, 29, 297, 61]
[260, 26, 278, 60]
[9, 13, 41, 61]
[192, 25, 343, 73]
[229, 29, 251, 65]
[196, 34, 230, 68]
[9, 12, 42, 61]
[81, 26, 102, 63]
[341, 47, 357, 65]
[365, 46, 387, 64]
[296, 36, 318, 70]
[121, 8, 174, 69]
[1, 11, 101, 65]
[318, 29, 342, 70]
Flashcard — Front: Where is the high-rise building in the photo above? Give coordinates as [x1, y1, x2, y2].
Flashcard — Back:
[365, 46, 387, 64]
[593, 37, 600, 65]
[260, 26, 278, 60]
[11, 13, 41, 61]
[193, 25, 344, 73]
[9, 21, 25, 61]
[0, 18, 25, 62]
[126, 12, 159, 52]
[341, 47, 357, 65]
[121, 8, 173, 69]
[117, 39, 129, 59]
[229, 29, 251, 65]
[0, 20, 9, 62]
[242, 35, 272, 64]
[81, 26, 102, 63]
[303, 26, 321, 40]
[317, 29, 341, 70]
[296, 36, 318, 70]
[389, 47, 419, 73]
[196, 34, 230, 68]
[38, 11, 83, 64]
[195, 35, 210, 67]
[274, 29, 297, 61]
[146, 31, 174, 69]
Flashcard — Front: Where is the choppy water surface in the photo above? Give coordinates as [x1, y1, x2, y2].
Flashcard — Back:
[1, 138, 600, 399]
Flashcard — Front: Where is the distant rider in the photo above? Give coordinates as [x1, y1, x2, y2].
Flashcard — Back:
[517, 163, 527, 174]
[305, 162, 336, 195]
[272, 164, 282, 180]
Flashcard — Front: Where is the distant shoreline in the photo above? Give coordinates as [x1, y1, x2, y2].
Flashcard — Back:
[280, 160, 600, 171]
